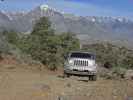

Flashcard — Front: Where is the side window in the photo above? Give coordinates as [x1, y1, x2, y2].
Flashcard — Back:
[93, 55, 95, 60]
[64, 53, 69, 60]
[91, 55, 96, 60]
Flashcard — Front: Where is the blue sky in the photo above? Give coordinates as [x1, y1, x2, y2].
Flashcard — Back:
[0, 0, 133, 19]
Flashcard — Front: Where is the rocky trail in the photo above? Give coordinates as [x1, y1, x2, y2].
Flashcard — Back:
[0, 67, 132, 100]
[0, 56, 132, 100]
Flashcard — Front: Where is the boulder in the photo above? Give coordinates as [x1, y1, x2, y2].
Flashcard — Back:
[125, 70, 133, 80]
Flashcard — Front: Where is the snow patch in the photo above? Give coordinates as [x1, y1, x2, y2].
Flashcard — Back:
[40, 4, 49, 11]
[117, 18, 124, 22]
[1, 10, 13, 21]
[91, 18, 96, 22]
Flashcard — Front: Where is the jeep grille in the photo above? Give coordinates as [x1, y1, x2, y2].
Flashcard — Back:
[74, 60, 88, 66]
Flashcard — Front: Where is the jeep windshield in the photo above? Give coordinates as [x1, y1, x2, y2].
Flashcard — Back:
[70, 52, 95, 59]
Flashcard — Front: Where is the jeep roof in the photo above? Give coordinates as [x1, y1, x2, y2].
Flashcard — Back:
[68, 51, 96, 59]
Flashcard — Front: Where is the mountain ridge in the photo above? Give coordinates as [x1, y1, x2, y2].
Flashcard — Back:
[0, 5, 133, 47]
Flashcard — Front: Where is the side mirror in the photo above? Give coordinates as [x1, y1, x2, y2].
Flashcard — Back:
[64, 52, 70, 60]
[64, 54, 67, 60]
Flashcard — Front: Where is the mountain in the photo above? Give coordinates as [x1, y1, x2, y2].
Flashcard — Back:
[0, 4, 133, 46]
[0, 11, 13, 31]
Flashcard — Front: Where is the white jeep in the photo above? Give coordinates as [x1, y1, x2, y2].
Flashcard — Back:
[64, 51, 97, 81]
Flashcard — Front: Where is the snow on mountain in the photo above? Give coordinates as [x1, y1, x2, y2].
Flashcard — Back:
[40, 4, 49, 11]
[0, 5, 133, 46]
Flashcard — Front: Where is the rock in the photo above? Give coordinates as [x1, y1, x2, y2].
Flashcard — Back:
[125, 70, 133, 80]
[34, 83, 51, 93]
[57, 95, 70, 100]
[40, 84, 51, 92]
[57, 95, 64, 100]
[66, 83, 71, 88]
[126, 96, 133, 100]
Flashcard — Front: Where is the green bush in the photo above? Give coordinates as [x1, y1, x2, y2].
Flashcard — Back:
[0, 17, 80, 71]
[111, 67, 126, 79]
[82, 42, 133, 69]
[19, 17, 80, 70]
[3, 30, 19, 45]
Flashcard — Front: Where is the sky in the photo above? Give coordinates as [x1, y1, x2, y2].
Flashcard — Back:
[0, 0, 133, 19]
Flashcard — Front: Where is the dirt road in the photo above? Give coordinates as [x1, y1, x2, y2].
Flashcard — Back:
[0, 67, 132, 100]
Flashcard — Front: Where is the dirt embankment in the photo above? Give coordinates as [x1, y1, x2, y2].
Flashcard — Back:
[0, 57, 133, 100]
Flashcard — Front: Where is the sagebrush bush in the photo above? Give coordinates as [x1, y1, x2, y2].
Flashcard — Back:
[82, 42, 133, 69]
[1, 17, 80, 71]
[18, 17, 80, 70]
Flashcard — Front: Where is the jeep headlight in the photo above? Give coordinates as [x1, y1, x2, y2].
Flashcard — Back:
[68, 60, 73, 65]
[88, 61, 95, 66]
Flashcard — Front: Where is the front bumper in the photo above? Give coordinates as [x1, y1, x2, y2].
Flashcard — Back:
[64, 69, 97, 76]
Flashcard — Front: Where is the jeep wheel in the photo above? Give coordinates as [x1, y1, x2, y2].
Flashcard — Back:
[92, 75, 97, 81]
[88, 75, 97, 81]
[64, 72, 70, 78]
